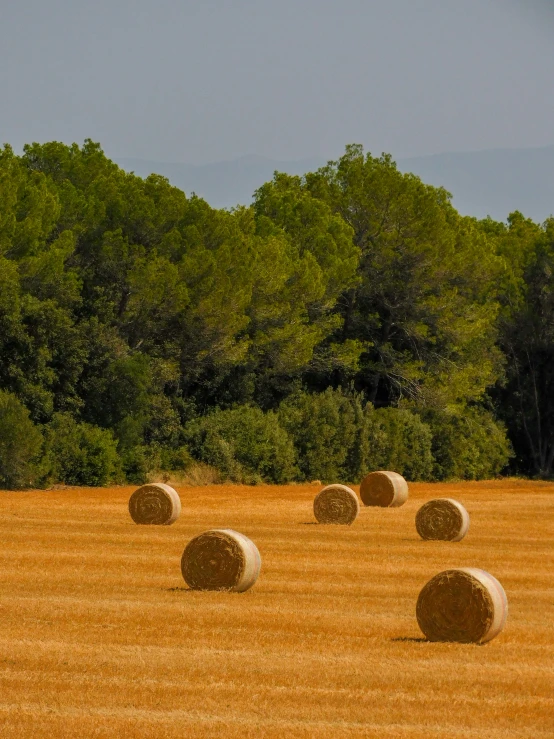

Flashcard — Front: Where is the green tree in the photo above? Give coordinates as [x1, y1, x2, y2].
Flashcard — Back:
[369, 408, 434, 481]
[278, 387, 363, 482]
[0, 137, 533, 485]
[303, 145, 503, 408]
[496, 216, 554, 475]
[423, 407, 512, 480]
[185, 405, 297, 483]
[250, 178, 361, 400]
[43, 413, 120, 486]
[0, 390, 43, 488]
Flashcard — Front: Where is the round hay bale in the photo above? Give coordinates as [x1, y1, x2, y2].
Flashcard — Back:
[181, 529, 261, 592]
[416, 568, 508, 643]
[128, 483, 181, 525]
[313, 484, 359, 525]
[359, 470, 408, 507]
[415, 498, 470, 542]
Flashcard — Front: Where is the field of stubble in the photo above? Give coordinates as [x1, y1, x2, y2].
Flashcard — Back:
[0, 480, 553, 738]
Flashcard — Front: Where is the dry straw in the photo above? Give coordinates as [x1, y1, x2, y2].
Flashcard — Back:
[416, 568, 508, 643]
[181, 529, 261, 592]
[313, 484, 359, 525]
[360, 470, 408, 507]
[415, 498, 470, 542]
[128, 483, 181, 525]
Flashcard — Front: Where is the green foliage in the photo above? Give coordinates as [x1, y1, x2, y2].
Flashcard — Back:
[423, 408, 513, 481]
[0, 139, 543, 483]
[278, 387, 364, 482]
[278, 391, 434, 483]
[160, 445, 194, 471]
[303, 145, 504, 407]
[43, 413, 120, 486]
[0, 391, 43, 488]
[368, 407, 434, 481]
[494, 216, 554, 476]
[254, 173, 360, 306]
[119, 444, 162, 485]
[185, 406, 297, 483]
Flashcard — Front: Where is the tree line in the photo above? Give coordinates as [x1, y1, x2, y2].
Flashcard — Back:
[0, 140, 552, 487]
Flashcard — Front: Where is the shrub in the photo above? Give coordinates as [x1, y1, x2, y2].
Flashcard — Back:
[144, 394, 182, 447]
[44, 413, 121, 486]
[0, 391, 43, 488]
[160, 445, 194, 472]
[119, 444, 162, 485]
[278, 387, 364, 482]
[368, 407, 434, 481]
[185, 405, 297, 483]
[356, 403, 388, 477]
[424, 407, 512, 480]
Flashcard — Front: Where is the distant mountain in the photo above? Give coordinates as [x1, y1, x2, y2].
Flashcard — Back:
[116, 154, 324, 210]
[397, 146, 554, 223]
[116, 146, 554, 222]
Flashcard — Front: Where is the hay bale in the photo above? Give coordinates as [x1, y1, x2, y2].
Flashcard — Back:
[181, 529, 261, 592]
[313, 484, 359, 525]
[415, 498, 470, 542]
[416, 568, 508, 643]
[128, 483, 181, 525]
[360, 470, 408, 507]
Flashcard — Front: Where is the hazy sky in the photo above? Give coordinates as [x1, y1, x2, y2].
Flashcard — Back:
[1, 0, 553, 164]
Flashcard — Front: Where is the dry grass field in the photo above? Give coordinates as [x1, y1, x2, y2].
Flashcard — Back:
[0, 480, 553, 738]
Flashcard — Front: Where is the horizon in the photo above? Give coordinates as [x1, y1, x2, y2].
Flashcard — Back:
[109, 141, 554, 167]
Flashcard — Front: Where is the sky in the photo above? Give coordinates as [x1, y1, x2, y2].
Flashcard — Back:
[1, 0, 553, 164]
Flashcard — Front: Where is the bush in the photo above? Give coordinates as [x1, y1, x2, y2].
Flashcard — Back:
[160, 445, 194, 472]
[44, 413, 121, 486]
[367, 407, 434, 481]
[424, 407, 512, 480]
[278, 388, 365, 482]
[120, 443, 192, 485]
[119, 444, 159, 485]
[0, 391, 43, 488]
[185, 405, 297, 483]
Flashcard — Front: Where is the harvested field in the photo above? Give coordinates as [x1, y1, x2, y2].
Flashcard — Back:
[0, 480, 553, 738]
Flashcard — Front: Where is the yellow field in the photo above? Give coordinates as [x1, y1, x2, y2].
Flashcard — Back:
[0, 480, 553, 738]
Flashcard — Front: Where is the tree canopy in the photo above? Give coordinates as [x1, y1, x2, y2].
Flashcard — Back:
[0, 139, 551, 486]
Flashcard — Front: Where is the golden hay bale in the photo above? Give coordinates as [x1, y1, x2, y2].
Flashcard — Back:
[415, 498, 470, 542]
[359, 470, 408, 507]
[416, 568, 508, 643]
[181, 529, 261, 592]
[128, 483, 181, 525]
[313, 484, 359, 525]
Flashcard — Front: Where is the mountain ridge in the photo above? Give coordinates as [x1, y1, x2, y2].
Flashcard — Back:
[115, 145, 554, 222]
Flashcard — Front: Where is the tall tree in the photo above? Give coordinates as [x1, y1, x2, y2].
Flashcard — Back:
[496, 215, 554, 475]
[301, 144, 504, 408]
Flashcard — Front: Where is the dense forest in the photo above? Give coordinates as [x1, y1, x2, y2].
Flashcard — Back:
[0, 140, 552, 488]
